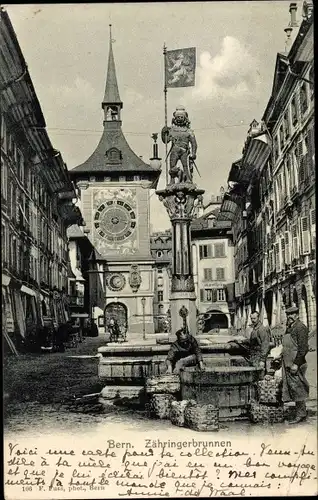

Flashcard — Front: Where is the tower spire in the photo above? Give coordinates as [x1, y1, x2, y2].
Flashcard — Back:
[102, 24, 123, 118]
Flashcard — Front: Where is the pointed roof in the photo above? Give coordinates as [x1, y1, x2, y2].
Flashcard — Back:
[69, 26, 161, 181]
[103, 25, 122, 105]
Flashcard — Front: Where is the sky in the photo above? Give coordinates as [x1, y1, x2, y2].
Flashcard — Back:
[5, 1, 296, 231]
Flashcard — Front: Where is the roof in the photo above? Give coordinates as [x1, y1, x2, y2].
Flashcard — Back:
[69, 29, 160, 179]
[69, 125, 160, 175]
[103, 38, 122, 105]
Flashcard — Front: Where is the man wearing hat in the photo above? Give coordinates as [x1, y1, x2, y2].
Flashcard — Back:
[282, 306, 310, 423]
[165, 327, 205, 375]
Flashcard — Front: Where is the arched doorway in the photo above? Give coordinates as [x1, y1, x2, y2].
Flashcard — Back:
[203, 310, 228, 332]
[300, 285, 309, 327]
[105, 302, 128, 334]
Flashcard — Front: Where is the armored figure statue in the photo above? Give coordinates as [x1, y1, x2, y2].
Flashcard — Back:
[161, 106, 197, 184]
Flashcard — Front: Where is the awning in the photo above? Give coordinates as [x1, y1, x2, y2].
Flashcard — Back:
[241, 134, 271, 178]
[21, 285, 38, 297]
[2, 275, 11, 287]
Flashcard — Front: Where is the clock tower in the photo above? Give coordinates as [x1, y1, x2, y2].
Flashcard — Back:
[69, 27, 161, 336]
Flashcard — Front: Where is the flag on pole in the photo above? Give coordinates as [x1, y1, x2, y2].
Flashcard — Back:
[165, 47, 196, 88]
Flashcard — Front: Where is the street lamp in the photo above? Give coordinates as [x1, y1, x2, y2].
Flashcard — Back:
[141, 296, 146, 340]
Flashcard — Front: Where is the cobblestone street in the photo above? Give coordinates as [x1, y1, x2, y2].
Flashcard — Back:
[4, 334, 317, 438]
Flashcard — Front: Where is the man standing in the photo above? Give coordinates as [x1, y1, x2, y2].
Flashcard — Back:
[165, 327, 205, 374]
[282, 306, 309, 424]
[248, 311, 271, 369]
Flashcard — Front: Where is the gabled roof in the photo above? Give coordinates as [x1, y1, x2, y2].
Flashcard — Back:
[69, 126, 159, 175]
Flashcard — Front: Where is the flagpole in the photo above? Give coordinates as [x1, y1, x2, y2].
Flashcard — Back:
[163, 43, 168, 186]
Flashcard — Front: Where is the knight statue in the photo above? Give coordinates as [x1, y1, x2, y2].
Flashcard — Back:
[161, 106, 197, 184]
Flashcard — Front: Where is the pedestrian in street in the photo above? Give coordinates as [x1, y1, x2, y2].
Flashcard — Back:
[109, 318, 120, 342]
[165, 327, 205, 375]
[247, 311, 271, 370]
[228, 311, 271, 372]
[282, 306, 309, 424]
[90, 319, 99, 338]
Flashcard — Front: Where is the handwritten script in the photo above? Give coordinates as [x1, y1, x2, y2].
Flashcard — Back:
[4, 438, 317, 497]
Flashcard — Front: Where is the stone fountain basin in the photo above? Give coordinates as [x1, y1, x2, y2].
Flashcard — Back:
[180, 366, 263, 420]
[180, 365, 262, 386]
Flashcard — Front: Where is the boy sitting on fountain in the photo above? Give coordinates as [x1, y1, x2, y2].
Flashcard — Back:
[165, 327, 205, 375]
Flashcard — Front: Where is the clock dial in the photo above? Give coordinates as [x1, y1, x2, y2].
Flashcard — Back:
[94, 199, 137, 243]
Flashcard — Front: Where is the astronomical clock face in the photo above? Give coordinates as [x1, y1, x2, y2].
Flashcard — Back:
[93, 188, 138, 255]
[94, 199, 136, 243]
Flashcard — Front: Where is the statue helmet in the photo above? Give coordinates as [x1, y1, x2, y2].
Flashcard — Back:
[174, 105, 187, 117]
[173, 106, 189, 124]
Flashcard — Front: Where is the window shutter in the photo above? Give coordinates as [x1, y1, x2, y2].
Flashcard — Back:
[216, 268, 225, 280]
[200, 289, 204, 302]
[212, 289, 217, 302]
[275, 241, 281, 272]
[292, 223, 299, 259]
[308, 126, 315, 173]
[281, 237, 285, 269]
[199, 246, 203, 259]
[269, 250, 274, 273]
[204, 268, 213, 281]
[208, 244, 213, 258]
[301, 216, 310, 255]
[310, 209, 316, 250]
[285, 231, 291, 264]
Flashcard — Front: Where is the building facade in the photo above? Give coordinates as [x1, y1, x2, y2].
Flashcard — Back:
[69, 32, 161, 337]
[219, 1, 315, 333]
[191, 213, 234, 331]
[1, 9, 82, 351]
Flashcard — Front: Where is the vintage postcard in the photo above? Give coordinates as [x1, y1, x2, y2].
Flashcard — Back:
[2, 1, 316, 498]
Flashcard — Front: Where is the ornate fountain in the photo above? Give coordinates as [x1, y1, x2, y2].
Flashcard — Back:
[157, 106, 204, 335]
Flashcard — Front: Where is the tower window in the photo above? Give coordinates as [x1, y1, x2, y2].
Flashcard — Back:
[106, 148, 122, 164]
[106, 106, 119, 121]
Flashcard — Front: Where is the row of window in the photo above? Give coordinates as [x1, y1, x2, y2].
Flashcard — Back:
[266, 213, 315, 274]
[199, 242, 226, 259]
[273, 77, 313, 162]
[202, 267, 226, 281]
[88, 175, 149, 183]
[274, 126, 315, 213]
[200, 288, 226, 303]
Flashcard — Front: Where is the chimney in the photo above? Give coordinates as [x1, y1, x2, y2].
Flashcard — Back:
[289, 3, 298, 27]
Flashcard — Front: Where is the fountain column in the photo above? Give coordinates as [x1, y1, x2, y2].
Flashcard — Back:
[157, 183, 204, 336]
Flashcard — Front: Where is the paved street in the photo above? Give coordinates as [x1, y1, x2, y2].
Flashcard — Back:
[4, 334, 317, 438]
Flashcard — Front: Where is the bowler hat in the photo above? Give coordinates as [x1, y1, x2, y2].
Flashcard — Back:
[285, 306, 299, 314]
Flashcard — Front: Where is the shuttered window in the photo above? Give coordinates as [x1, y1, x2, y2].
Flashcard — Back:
[214, 243, 225, 257]
[285, 231, 291, 265]
[291, 96, 298, 125]
[216, 268, 225, 281]
[310, 209, 316, 250]
[281, 237, 285, 269]
[307, 126, 315, 173]
[203, 268, 213, 280]
[292, 223, 299, 259]
[300, 83, 308, 115]
[275, 242, 281, 272]
[283, 112, 290, 140]
[301, 216, 310, 255]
